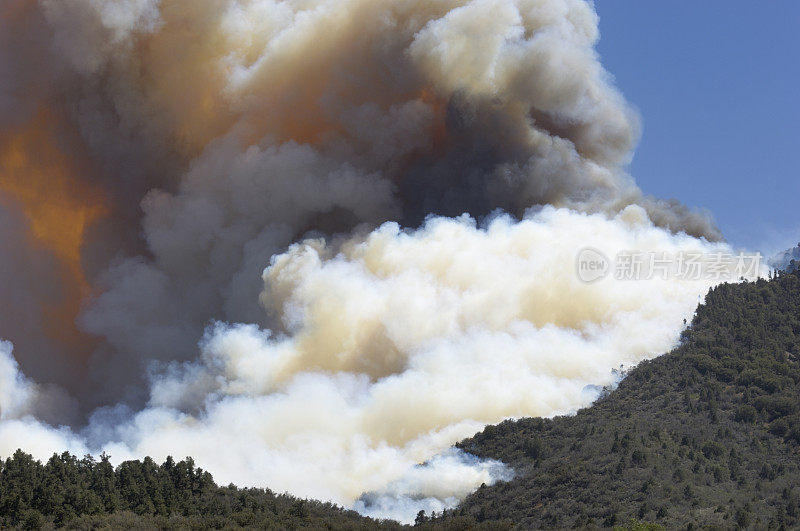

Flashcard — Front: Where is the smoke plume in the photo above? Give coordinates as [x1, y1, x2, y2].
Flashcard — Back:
[0, 0, 736, 523]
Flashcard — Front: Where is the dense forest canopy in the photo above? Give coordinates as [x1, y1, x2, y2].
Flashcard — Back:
[440, 268, 800, 529]
[0, 450, 405, 530]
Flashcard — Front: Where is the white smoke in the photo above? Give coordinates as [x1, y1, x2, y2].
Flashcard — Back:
[0, 341, 87, 458]
[0, 341, 37, 421]
[0, 206, 754, 523]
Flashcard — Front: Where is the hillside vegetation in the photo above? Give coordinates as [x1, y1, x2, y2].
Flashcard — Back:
[0, 452, 403, 530]
[435, 269, 800, 529]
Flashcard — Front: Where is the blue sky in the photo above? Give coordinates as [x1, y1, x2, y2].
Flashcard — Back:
[594, 1, 799, 254]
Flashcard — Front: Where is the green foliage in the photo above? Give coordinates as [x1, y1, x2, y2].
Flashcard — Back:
[441, 269, 800, 529]
[734, 404, 757, 423]
[613, 518, 665, 531]
[0, 451, 401, 529]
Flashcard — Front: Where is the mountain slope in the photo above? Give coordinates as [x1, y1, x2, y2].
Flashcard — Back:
[432, 269, 800, 529]
[770, 244, 800, 272]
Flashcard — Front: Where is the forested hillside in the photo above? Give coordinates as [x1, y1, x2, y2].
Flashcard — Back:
[0, 452, 403, 530]
[434, 269, 800, 529]
[2, 270, 799, 530]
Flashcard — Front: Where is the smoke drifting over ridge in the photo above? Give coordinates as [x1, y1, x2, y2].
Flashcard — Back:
[0, 0, 733, 522]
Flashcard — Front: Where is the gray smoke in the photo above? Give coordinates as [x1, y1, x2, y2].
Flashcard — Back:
[0, 0, 731, 523]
